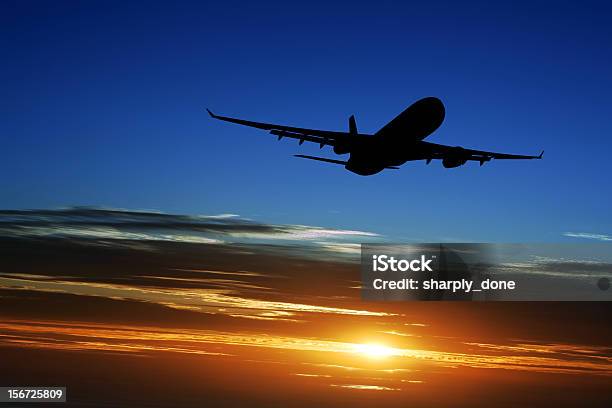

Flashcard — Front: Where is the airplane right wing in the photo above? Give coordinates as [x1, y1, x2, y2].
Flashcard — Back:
[423, 141, 544, 164]
[207, 109, 368, 148]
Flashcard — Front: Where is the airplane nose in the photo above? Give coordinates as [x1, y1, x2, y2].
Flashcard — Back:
[415, 97, 445, 133]
[420, 97, 445, 115]
[430, 98, 445, 125]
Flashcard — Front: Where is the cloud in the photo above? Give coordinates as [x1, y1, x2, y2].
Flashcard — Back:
[0, 272, 391, 321]
[564, 232, 612, 241]
[314, 242, 362, 255]
[1, 320, 610, 377]
[330, 384, 400, 391]
[0, 207, 380, 252]
[493, 256, 612, 280]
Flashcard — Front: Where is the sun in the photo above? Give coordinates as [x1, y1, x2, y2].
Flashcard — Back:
[353, 343, 396, 359]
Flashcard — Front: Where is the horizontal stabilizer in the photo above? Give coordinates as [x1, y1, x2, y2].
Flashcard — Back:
[294, 155, 348, 166]
[294, 155, 399, 169]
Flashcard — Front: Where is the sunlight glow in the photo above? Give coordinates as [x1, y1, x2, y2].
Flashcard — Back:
[352, 343, 396, 359]
[1, 320, 611, 376]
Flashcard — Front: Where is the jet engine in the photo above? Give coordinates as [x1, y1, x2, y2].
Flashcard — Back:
[442, 147, 468, 168]
[333, 143, 351, 155]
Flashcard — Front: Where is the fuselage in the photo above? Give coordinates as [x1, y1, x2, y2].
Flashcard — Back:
[345, 97, 446, 175]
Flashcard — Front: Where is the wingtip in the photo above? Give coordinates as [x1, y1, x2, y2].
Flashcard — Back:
[205, 108, 216, 118]
[538, 150, 544, 159]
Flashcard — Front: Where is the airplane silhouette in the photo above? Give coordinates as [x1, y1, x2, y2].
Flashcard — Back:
[207, 97, 543, 175]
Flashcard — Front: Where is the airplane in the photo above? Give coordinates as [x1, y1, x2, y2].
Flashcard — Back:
[207, 97, 543, 176]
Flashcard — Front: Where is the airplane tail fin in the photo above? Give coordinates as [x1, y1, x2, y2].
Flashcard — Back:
[349, 115, 358, 135]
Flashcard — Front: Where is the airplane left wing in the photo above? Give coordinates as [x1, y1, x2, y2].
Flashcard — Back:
[207, 109, 366, 148]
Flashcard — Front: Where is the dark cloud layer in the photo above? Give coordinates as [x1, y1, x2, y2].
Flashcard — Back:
[0, 207, 378, 235]
[0, 208, 378, 260]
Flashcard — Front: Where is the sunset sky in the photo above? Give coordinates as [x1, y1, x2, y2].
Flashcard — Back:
[1, 209, 611, 406]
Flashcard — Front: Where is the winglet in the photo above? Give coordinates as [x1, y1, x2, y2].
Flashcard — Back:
[538, 150, 544, 159]
[206, 108, 217, 118]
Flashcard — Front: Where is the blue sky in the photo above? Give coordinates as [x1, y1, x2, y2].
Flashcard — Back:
[1, 1, 611, 242]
